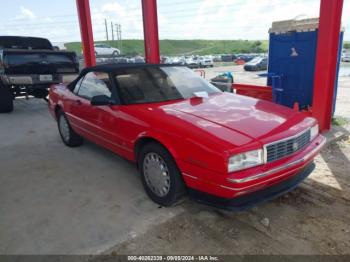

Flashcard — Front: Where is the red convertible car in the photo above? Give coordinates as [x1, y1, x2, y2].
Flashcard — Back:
[48, 64, 326, 210]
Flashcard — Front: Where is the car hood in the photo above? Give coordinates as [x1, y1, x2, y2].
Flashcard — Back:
[163, 92, 309, 141]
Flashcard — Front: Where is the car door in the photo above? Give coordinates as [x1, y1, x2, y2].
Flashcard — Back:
[68, 72, 98, 137]
[74, 71, 130, 154]
[94, 44, 101, 55]
[100, 45, 110, 55]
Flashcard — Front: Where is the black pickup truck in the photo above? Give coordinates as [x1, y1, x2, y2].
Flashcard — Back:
[0, 36, 79, 113]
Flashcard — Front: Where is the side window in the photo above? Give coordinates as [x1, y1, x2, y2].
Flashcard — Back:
[78, 72, 112, 100]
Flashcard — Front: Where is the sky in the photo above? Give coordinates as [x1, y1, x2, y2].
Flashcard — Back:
[0, 0, 349, 43]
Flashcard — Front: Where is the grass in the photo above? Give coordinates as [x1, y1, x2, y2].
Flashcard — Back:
[65, 39, 347, 57]
[65, 39, 269, 56]
[332, 117, 349, 127]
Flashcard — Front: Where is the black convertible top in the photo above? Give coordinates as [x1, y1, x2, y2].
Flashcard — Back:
[68, 63, 183, 90]
[80, 63, 180, 74]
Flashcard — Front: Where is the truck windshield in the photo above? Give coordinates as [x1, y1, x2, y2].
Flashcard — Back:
[114, 66, 221, 104]
[5, 54, 74, 66]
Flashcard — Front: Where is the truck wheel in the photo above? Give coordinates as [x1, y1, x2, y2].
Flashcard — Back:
[57, 111, 83, 147]
[0, 85, 14, 113]
[138, 142, 186, 206]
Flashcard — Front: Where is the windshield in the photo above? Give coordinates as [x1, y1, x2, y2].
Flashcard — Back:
[114, 66, 221, 104]
[249, 57, 263, 63]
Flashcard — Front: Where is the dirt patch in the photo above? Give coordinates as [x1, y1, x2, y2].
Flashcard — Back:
[107, 138, 350, 255]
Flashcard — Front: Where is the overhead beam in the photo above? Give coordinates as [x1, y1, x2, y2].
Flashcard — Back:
[141, 0, 160, 64]
[76, 0, 96, 67]
[312, 0, 343, 132]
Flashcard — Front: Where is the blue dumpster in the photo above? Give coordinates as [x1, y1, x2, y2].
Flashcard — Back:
[267, 18, 343, 111]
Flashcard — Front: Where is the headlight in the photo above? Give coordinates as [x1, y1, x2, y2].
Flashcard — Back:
[228, 149, 264, 173]
[310, 124, 319, 141]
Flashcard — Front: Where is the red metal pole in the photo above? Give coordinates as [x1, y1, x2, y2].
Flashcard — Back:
[312, 0, 343, 132]
[141, 0, 160, 64]
[76, 0, 96, 67]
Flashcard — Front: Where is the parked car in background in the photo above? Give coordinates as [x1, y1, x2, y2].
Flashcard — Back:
[236, 54, 255, 63]
[0, 36, 79, 113]
[171, 57, 185, 65]
[94, 43, 120, 57]
[213, 55, 222, 62]
[185, 57, 198, 68]
[342, 52, 350, 62]
[244, 57, 268, 71]
[129, 56, 145, 63]
[197, 56, 214, 68]
[49, 63, 325, 209]
[221, 54, 237, 62]
[52, 42, 67, 51]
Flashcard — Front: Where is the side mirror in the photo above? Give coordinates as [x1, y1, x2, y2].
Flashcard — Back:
[91, 95, 115, 106]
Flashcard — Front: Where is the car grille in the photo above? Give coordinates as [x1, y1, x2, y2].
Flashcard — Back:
[265, 129, 311, 163]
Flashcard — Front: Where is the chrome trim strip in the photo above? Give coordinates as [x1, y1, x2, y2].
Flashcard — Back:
[182, 173, 198, 180]
[227, 135, 326, 184]
[221, 166, 301, 191]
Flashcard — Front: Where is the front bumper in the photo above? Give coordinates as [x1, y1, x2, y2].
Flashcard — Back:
[182, 135, 326, 201]
[188, 162, 315, 211]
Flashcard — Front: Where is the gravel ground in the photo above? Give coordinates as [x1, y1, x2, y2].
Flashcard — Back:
[106, 136, 350, 255]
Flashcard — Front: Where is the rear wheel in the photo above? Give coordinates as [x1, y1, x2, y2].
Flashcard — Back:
[138, 142, 186, 206]
[113, 51, 119, 57]
[57, 111, 83, 147]
[0, 84, 14, 113]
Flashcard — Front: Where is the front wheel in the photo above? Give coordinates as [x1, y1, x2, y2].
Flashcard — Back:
[138, 143, 186, 206]
[57, 111, 83, 147]
[0, 85, 14, 113]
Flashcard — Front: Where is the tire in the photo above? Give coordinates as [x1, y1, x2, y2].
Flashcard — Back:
[138, 142, 186, 206]
[0, 84, 14, 113]
[57, 111, 83, 147]
[112, 51, 119, 57]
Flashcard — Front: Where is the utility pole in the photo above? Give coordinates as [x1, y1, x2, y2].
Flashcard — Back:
[111, 22, 114, 43]
[105, 19, 109, 41]
[118, 24, 122, 54]
[115, 23, 122, 54]
[115, 23, 119, 46]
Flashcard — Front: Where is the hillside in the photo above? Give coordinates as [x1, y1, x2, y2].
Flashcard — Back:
[65, 39, 269, 56]
[65, 39, 350, 56]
